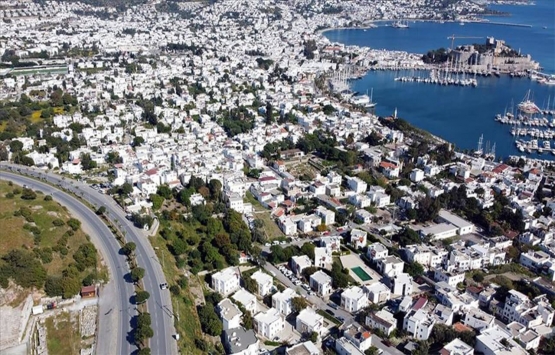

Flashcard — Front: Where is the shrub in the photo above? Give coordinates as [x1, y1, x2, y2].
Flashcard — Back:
[44, 195, 53, 201]
[67, 218, 81, 231]
[5, 192, 14, 198]
[52, 219, 65, 227]
[169, 285, 181, 296]
[20, 188, 37, 200]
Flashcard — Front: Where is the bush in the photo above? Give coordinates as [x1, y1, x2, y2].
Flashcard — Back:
[67, 218, 81, 231]
[20, 188, 37, 200]
[472, 273, 484, 283]
[45, 276, 63, 296]
[44, 195, 53, 201]
[52, 219, 65, 227]
[169, 285, 181, 296]
[5, 192, 14, 199]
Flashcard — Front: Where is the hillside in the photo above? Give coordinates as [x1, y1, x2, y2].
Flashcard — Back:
[0, 180, 106, 299]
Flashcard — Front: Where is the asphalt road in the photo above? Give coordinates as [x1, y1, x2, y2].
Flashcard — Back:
[0, 170, 134, 355]
[0, 163, 177, 355]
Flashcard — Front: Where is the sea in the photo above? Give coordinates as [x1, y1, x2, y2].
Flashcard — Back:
[324, 0, 555, 160]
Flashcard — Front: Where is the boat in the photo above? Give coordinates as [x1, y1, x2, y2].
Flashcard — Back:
[518, 90, 542, 114]
[366, 88, 377, 109]
[392, 20, 409, 29]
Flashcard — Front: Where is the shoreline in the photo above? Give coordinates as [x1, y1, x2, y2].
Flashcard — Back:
[317, 18, 533, 36]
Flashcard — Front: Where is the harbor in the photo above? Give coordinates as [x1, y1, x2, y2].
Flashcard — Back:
[493, 90, 555, 156]
[323, 0, 555, 159]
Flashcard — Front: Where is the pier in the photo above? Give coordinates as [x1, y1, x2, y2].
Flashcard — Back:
[468, 20, 533, 28]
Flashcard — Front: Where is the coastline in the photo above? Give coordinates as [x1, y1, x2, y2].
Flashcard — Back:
[317, 18, 533, 36]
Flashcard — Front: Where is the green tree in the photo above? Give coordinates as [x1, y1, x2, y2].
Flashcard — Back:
[80, 153, 97, 170]
[309, 331, 318, 343]
[300, 242, 316, 260]
[404, 261, 424, 277]
[135, 291, 150, 304]
[96, 206, 107, 215]
[73, 243, 97, 271]
[149, 194, 164, 210]
[291, 296, 309, 313]
[61, 274, 81, 298]
[331, 260, 349, 288]
[9, 140, 23, 153]
[198, 304, 223, 336]
[137, 348, 151, 355]
[131, 267, 145, 283]
[0, 249, 47, 288]
[121, 182, 133, 196]
[122, 242, 137, 256]
[44, 276, 63, 296]
[365, 346, 380, 355]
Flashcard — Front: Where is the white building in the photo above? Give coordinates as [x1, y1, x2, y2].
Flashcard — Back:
[463, 307, 495, 332]
[223, 327, 260, 355]
[309, 270, 333, 297]
[314, 247, 332, 269]
[315, 206, 335, 226]
[254, 308, 284, 340]
[403, 308, 435, 340]
[475, 326, 527, 355]
[291, 255, 312, 277]
[366, 309, 397, 336]
[392, 273, 413, 296]
[410, 169, 425, 183]
[377, 256, 404, 278]
[272, 288, 296, 316]
[296, 308, 324, 336]
[232, 289, 258, 314]
[440, 339, 474, 355]
[438, 209, 475, 235]
[347, 176, 367, 194]
[350, 229, 367, 249]
[251, 270, 273, 297]
[218, 298, 243, 331]
[285, 341, 320, 355]
[341, 286, 368, 313]
[367, 242, 388, 261]
[212, 267, 241, 296]
[434, 269, 465, 288]
[364, 282, 391, 304]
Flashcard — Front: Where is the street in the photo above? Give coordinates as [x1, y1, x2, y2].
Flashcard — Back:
[0, 163, 177, 355]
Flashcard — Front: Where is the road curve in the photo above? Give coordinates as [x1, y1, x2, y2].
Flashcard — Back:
[0, 163, 177, 355]
[0, 170, 135, 355]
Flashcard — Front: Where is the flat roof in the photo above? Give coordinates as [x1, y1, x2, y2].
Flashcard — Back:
[439, 209, 473, 228]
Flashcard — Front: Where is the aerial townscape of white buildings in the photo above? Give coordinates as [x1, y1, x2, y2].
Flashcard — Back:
[1, 0, 555, 354]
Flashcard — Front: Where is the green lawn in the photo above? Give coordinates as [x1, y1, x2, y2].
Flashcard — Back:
[45, 313, 81, 355]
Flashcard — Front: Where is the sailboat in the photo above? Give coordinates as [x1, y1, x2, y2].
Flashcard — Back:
[392, 20, 409, 29]
[518, 90, 541, 114]
[366, 88, 377, 109]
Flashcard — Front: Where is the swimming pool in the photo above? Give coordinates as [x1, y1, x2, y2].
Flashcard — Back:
[351, 266, 372, 281]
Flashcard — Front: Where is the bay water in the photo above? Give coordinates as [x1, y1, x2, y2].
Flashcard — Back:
[324, 0, 555, 160]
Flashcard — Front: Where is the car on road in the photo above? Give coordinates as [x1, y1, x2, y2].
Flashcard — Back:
[329, 302, 338, 309]
[326, 309, 334, 315]
[159, 283, 168, 290]
[337, 316, 345, 322]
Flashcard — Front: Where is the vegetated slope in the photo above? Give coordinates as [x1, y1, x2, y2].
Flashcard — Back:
[0, 181, 105, 300]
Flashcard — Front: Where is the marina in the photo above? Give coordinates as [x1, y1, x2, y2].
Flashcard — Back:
[324, 0, 555, 160]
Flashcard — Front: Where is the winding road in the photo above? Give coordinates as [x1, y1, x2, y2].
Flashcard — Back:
[0, 163, 177, 355]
